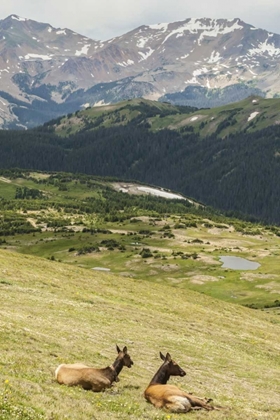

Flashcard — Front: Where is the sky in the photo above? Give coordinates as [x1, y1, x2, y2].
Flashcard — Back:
[0, 0, 280, 41]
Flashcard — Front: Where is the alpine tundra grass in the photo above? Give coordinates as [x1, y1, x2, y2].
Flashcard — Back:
[0, 249, 280, 419]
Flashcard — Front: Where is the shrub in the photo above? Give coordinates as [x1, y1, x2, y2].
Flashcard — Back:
[140, 248, 153, 258]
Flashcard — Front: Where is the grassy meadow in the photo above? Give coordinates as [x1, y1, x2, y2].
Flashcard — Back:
[1, 171, 280, 419]
[0, 249, 280, 420]
[1, 171, 280, 311]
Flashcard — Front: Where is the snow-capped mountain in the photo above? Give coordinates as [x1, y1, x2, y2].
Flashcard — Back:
[1, 14, 280, 128]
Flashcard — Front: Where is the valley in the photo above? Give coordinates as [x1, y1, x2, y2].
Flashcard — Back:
[1, 170, 280, 311]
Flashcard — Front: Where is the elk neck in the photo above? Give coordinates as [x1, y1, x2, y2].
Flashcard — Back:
[102, 365, 117, 380]
[149, 363, 170, 385]
[112, 355, 125, 376]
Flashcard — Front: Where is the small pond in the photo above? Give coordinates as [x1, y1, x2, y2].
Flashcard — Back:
[219, 256, 260, 270]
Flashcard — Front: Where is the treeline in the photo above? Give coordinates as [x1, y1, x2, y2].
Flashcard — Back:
[0, 121, 280, 224]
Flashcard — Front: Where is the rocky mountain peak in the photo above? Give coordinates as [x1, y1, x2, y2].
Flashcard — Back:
[1, 15, 280, 129]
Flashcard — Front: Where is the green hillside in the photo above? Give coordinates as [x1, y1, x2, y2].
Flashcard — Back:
[0, 248, 279, 419]
[49, 96, 280, 139]
[1, 96, 280, 224]
[1, 170, 280, 312]
[45, 98, 196, 137]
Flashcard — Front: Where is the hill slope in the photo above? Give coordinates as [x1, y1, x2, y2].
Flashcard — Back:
[49, 96, 280, 138]
[1, 97, 280, 224]
[0, 249, 280, 419]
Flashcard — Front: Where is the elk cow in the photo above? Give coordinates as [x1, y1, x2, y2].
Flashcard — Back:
[144, 352, 216, 413]
[55, 345, 133, 392]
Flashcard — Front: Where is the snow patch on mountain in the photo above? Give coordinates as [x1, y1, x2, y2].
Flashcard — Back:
[138, 47, 154, 61]
[24, 53, 53, 61]
[137, 37, 150, 48]
[149, 23, 169, 32]
[248, 111, 259, 121]
[117, 59, 134, 67]
[11, 15, 26, 22]
[56, 29, 66, 35]
[75, 44, 91, 56]
[207, 51, 222, 63]
[137, 186, 185, 200]
[193, 67, 208, 76]
[162, 18, 243, 45]
[185, 77, 201, 85]
[248, 38, 280, 57]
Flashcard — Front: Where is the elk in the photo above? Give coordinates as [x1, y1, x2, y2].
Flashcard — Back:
[144, 352, 216, 413]
[55, 345, 133, 392]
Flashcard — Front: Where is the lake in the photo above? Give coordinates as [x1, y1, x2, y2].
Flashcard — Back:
[219, 256, 260, 270]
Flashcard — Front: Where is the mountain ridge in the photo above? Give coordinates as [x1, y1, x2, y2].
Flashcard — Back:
[1, 14, 280, 128]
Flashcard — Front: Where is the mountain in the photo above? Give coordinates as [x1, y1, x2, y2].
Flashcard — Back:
[1, 14, 280, 128]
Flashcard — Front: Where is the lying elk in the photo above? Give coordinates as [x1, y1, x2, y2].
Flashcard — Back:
[55, 345, 133, 392]
[144, 352, 218, 413]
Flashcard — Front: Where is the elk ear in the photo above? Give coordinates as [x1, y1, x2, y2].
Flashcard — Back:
[160, 352, 165, 361]
[123, 346, 127, 354]
[166, 352, 172, 362]
[116, 344, 121, 353]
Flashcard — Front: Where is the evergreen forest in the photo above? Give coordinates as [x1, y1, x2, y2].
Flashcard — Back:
[0, 100, 280, 224]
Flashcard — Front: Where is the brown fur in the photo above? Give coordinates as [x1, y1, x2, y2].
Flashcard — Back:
[55, 345, 133, 392]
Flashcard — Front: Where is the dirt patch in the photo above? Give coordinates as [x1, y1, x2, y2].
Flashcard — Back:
[199, 254, 220, 265]
[66, 225, 84, 232]
[119, 272, 136, 278]
[0, 176, 11, 183]
[28, 172, 51, 180]
[241, 273, 278, 282]
[147, 263, 180, 272]
[27, 218, 40, 228]
[189, 275, 219, 285]
[255, 282, 280, 293]
[208, 227, 232, 235]
[148, 270, 159, 276]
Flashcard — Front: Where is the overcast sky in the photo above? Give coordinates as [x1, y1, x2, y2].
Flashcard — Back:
[0, 0, 280, 40]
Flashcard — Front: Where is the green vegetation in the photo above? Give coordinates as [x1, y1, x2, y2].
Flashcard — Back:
[46, 98, 197, 137]
[1, 97, 280, 224]
[1, 169, 280, 419]
[1, 170, 280, 312]
[45, 96, 280, 139]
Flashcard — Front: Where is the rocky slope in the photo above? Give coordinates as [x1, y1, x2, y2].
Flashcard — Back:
[1, 14, 280, 127]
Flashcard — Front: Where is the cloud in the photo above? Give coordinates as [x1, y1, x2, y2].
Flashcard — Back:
[0, 0, 280, 40]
